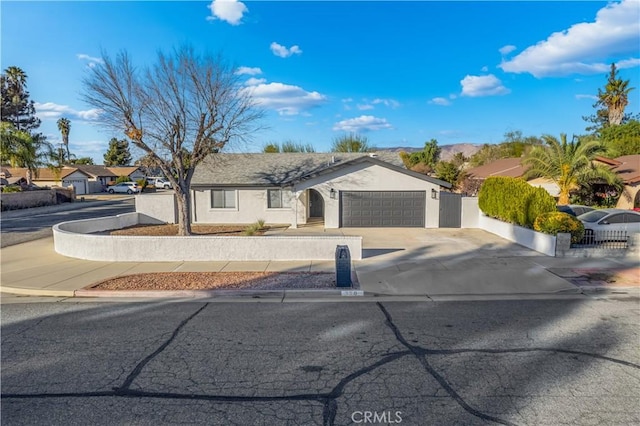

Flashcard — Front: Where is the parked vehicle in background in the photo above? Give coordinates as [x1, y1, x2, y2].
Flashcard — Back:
[577, 208, 640, 242]
[146, 177, 172, 189]
[108, 182, 140, 194]
[557, 204, 595, 217]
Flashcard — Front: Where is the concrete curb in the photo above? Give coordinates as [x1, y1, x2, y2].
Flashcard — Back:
[5, 285, 635, 302]
[0, 286, 75, 298]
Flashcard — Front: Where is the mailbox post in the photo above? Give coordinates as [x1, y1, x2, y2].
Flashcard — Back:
[335, 245, 351, 287]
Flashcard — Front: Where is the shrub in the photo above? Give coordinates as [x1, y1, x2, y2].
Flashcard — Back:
[534, 211, 585, 244]
[478, 176, 556, 228]
[115, 175, 130, 184]
[243, 224, 260, 236]
[136, 178, 147, 189]
[1, 186, 21, 193]
[256, 219, 266, 229]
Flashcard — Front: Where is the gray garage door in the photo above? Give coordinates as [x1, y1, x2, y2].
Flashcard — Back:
[340, 191, 425, 227]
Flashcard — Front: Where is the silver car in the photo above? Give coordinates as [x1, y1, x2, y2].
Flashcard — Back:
[577, 209, 640, 242]
[108, 182, 140, 194]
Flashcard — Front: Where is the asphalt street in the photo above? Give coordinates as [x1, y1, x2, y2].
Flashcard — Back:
[2, 299, 639, 425]
[0, 199, 135, 247]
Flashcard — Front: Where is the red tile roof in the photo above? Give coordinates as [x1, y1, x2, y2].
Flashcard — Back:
[465, 157, 526, 179]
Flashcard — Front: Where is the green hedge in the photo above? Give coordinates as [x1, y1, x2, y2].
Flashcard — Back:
[478, 176, 556, 228]
[534, 212, 585, 244]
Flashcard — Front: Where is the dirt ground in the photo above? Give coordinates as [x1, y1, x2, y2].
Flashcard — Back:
[109, 224, 274, 236]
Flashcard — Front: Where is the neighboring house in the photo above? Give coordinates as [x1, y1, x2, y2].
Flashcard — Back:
[187, 153, 452, 228]
[610, 155, 640, 209]
[466, 155, 640, 207]
[107, 166, 146, 182]
[2, 167, 91, 194]
[465, 158, 560, 196]
[73, 165, 118, 193]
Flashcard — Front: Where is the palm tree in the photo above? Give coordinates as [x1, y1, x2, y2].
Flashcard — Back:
[57, 117, 71, 163]
[0, 122, 45, 185]
[597, 63, 634, 126]
[523, 134, 621, 205]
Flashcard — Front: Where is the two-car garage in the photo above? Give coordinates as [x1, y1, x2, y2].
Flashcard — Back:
[340, 191, 426, 227]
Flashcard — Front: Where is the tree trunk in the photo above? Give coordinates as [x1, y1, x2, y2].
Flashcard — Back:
[174, 182, 192, 236]
[609, 107, 623, 126]
[25, 168, 33, 186]
[558, 190, 570, 205]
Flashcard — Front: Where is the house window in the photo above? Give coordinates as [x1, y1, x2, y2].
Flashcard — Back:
[268, 189, 290, 209]
[211, 189, 236, 208]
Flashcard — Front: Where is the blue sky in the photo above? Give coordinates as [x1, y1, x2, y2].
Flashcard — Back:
[2, 1, 639, 163]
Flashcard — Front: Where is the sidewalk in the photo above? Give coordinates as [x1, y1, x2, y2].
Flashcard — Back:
[1, 236, 638, 300]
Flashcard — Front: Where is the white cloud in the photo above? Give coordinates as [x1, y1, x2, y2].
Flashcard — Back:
[575, 94, 598, 101]
[242, 82, 326, 115]
[332, 115, 392, 132]
[270, 42, 303, 58]
[357, 104, 374, 111]
[372, 98, 400, 109]
[429, 97, 451, 106]
[481, 66, 489, 72]
[236, 66, 262, 75]
[449, 94, 457, 100]
[77, 53, 103, 68]
[207, 0, 248, 25]
[499, 0, 640, 77]
[244, 77, 266, 86]
[34, 102, 102, 121]
[499, 45, 517, 56]
[460, 74, 510, 97]
[342, 98, 353, 103]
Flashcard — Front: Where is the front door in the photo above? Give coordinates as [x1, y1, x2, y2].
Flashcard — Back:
[309, 189, 324, 218]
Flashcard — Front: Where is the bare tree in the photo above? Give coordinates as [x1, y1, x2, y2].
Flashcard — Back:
[82, 46, 263, 235]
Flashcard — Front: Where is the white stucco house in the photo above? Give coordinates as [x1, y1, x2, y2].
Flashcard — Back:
[170, 152, 452, 228]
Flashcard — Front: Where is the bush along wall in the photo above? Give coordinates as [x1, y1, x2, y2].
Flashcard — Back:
[534, 211, 585, 244]
[478, 176, 556, 228]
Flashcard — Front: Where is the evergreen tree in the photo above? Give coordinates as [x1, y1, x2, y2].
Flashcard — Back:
[103, 137, 132, 166]
[1, 66, 41, 132]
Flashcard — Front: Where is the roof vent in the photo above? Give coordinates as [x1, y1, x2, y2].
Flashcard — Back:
[369, 153, 378, 158]
[331, 155, 336, 163]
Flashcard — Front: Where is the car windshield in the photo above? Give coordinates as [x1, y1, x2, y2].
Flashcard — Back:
[577, 210, 609, 223]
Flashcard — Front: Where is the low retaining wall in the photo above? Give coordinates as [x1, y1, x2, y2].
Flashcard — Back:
[478, 214, 556, 256]
[53, 213, 363, 261]
[1, 188, 75, 211]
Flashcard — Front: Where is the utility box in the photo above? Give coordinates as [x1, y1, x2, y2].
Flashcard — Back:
[335, 245, 352, 287]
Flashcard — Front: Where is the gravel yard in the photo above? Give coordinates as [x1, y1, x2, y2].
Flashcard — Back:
[89, 272, 337, 291]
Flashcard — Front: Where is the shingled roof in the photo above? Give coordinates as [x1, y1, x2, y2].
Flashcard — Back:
[191, 152, 451, 188]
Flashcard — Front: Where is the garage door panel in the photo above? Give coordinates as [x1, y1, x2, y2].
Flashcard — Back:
[341, 191, 425, 227]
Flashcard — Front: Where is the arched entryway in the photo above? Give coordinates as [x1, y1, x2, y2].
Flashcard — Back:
[308, 188, 325, 225]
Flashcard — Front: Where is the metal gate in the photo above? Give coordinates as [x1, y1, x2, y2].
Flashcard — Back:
[439, 192, 461, 228]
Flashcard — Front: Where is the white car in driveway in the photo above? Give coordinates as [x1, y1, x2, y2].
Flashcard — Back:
[577, 209, 640, 242]
[108, 182, 140, 194]
[146, 177, 172, 189]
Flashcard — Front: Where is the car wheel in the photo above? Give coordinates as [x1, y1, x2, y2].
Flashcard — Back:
[164, 184, 170, 189]
[108, 189, 115, 194]
[127, 189, 133, 194]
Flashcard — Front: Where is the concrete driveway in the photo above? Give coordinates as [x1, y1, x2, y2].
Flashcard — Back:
[275, 227, 577, 297]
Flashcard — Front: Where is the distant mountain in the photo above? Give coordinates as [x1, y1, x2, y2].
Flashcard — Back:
[376, 143, 483, 161]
